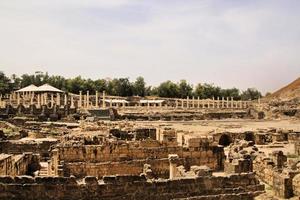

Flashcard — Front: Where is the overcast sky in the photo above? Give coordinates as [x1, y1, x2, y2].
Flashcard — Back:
[0, 0, 300, 93]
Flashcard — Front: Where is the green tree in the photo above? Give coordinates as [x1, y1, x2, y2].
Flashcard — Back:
[133, 76, 146, 97]
[194, 83, 221, 99]
[241, 88, 262, 100]
[178, 80, 193, 98]
[0, 71, 11, 94]
[157, 81, 179, 98]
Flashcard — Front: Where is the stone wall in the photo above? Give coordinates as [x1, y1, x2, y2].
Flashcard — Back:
[0, 173, 264, 200]
[63, 158, 170, 178]
[0, 140, 57, 160]
[0, 153, 40, 176]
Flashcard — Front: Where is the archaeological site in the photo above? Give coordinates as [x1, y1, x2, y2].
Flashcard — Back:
[0, 77, 299, 200]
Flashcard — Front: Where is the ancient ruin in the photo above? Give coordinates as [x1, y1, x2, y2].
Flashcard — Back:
[0, 77, 299, 200]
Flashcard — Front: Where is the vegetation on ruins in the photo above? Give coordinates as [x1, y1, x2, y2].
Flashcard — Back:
[0, 71, 262, 99]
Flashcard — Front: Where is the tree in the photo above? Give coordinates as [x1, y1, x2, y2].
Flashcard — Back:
[157, 81, 179, 98]
[194, 83, 221, 99]
[0, 71, 11, 94]
[220, 88, 241, 100]
[241, 88, 262, 100]
[133, 76, 146, 97]
[178, 80, 193, 98]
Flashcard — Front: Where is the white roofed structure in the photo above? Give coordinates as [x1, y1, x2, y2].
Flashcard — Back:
[35, 84, 64, 93]
[16, 83, 64, 93]
[140, 99, 165, 104]
[16, 84, 38, 92]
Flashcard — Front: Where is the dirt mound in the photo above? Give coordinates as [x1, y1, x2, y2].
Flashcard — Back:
[266, 77, 300, 101]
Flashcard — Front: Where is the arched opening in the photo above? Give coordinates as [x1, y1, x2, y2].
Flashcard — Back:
[244, 132, 255, 143]
[219, 134, 232, 147]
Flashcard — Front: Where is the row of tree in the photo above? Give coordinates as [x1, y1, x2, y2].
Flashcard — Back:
[0, 71, 262, 100]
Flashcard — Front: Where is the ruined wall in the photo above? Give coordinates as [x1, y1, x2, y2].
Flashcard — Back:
[57, 142, 224, 168]
[55, 141, 224, 177]
[0, 173, 264, 200]
[63, 158, 170, 178]
[0, 153, 40, 176]
[0, 140, 57, 159]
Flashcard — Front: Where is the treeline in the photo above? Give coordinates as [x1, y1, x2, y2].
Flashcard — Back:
[0, 71, 262, 100]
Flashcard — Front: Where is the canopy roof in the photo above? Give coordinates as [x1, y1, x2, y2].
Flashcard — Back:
[140, 100, 165, 104]
[105, 99, 129, 103]
[16, 84, 64, 93]
[16, 84, 38, 92]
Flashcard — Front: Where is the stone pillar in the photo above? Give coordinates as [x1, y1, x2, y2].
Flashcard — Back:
[207, 99, 210, 109]
[79, 91, 82, 108]
[110, 99, 112, 108]
[222, 97, 224, 108]
[186, 96, 189, 109]
[64, 94, 67, 106]
[181, 99, 184, 109]
[239, 100, 242, 108]
[56, 93, 60, 107]
[86, 91, 89, 109]
[197, 97, 200, 108]
[51, 94, 54, 108]
[217, 97, 220, 108]
[122, 100, 125, 108]
[102, 91, 106, 108]
[147, 101, 150, 109]
[226, 97, 229, 108]
[231, 97, 233, 108]
[17, 93, 20, 105]
[192, 96, 195, 108]
[37, 94, 41, 108]
[45, 93, 48, 106]
[212, 97, 215, 108]
[168, 154, 179, 180]
[70, 95, 74, 108]
[175, 99, 178, 109]
[95, 91, 99, 108]
[52, 149, 59, 176]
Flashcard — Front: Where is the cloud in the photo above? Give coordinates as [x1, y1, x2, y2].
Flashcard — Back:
[0, 0, 299, 93]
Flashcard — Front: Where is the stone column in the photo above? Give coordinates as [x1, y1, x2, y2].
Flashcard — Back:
[64, 94, 67, 106]
[110, 99, 112, 108]
[56, 93, 60, 107]
[186, 96, 189, 109]
[17, 93, 20, 105]
[192, 96, 195, 108]
[168, 154, 179, 180]
[221, 97, 224, 108]
[70, 95, 74, 108]
[147, 101, 150, 109]
[175, 99, 178, 109]
[102, 91, 106, 108]
[207, 99, 210, 109]
[197, 97, 200, 109]
[122, 100, 125, 108]
[239, 100, 242, 108]
[217, 97, 220, 108]
[79, 91, 82, 108]
[212, 97, 215, 108]
[181, 99, 184, 109]
[52, 149, 59, 176]
[86, 91, 89, 109]
[231, 97, 234, 108]
[95, 91, 99, 108]
[37, 94, 41, 108]
[226, 97, 229, 108]
[51, 94, 54, 108]
[44, 93, 48, 106]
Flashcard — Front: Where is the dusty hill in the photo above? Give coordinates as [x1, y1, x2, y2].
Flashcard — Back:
[267, 77, 300, 101]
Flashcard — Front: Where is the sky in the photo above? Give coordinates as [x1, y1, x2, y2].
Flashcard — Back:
[0, 0, 300, 94]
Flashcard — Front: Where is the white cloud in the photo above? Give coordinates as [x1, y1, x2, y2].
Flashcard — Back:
[0, 0, 299, 93]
